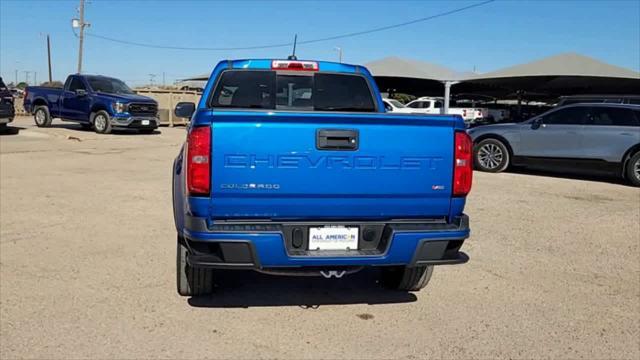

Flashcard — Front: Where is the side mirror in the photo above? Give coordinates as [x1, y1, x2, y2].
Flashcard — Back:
[531, 118, 542, 129]
[384, 103, 393, 112]
[75, 89, 87, 97]
[174, 102, 196, 118]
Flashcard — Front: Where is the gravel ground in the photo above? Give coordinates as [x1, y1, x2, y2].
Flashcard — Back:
[1, 116, 639, 359]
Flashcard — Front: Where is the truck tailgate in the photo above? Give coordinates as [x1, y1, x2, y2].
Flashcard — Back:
[208, 111, 455, 220]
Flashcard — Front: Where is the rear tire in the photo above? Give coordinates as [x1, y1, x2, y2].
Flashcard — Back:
[92, 110, 112, 134]
[381, 265, 434, 291]
[474, 138, 510, 173]
[34, 106, 52, 127]
[625, 152, 640, 187]
[177, 237, 214, 296]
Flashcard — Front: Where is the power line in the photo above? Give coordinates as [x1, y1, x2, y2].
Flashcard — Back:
[83, 0, 495, 51]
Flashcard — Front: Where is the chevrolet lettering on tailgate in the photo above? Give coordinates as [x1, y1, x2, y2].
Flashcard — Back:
[224, 154, 444, 170]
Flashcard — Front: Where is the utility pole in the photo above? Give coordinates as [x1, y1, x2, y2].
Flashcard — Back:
[34, 72, 37, 85]
[23, 71, 30, 85]
[162, 72, 166, 87]
[148, 74, 156, 87]
[73, 0, 90, 74]
[47, 34, 53, 82]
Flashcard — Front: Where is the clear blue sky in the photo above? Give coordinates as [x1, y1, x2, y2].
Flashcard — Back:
[1, 0, 639, 86]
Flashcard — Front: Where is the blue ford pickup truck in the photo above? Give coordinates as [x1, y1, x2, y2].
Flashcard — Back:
[23, 74, 159, 134]
[172, 59, 473, 296]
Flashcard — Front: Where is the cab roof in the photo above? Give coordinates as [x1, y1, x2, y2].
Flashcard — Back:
[218, 59, 369, 75]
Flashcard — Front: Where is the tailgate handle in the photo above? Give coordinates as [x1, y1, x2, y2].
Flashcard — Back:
[316, 129, 359, 151]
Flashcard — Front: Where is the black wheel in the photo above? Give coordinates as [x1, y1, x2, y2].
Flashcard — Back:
[34, 106, 52, 127]
[139, 129, 155, 134]
[474, 138, 510, 173]
[626, 152, 640, 187]
[92, 110, 112, 134]
[381, 265, 434, 291]
[0, 123, 6, 131]
[177, 237, 214, 296]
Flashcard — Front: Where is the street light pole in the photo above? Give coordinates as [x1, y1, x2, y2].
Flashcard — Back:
[47, 34, 53, 83]
[334, 47, 343, 63]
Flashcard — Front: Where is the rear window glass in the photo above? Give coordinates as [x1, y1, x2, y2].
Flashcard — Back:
[589, 107, 639, 127]
[388, 99, 404, 108]
[210, 70, 375, 112]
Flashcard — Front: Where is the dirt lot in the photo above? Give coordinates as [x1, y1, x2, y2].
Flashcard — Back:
[1, 116, 639, 359]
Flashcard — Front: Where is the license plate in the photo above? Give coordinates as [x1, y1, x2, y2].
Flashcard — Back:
[308, 226, 358, 251]
[141, 120, 150, 125]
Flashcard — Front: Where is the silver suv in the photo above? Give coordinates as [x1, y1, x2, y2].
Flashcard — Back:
[468, 103, 640, 186]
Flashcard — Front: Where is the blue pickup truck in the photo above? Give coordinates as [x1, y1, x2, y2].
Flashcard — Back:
[172, 59, 473, 296]
[23, 74, 159, 134]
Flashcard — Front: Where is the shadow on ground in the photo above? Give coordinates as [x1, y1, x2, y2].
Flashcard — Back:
[503, 167, 630, 187]
[47, 123, 161, 135]
[0, 126, 24, 135]
[188, 268, 417, 308]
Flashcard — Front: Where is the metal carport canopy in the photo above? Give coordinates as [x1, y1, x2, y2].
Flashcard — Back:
[456, 53, 640, 98]
[365, 57, 473, 113]
[179, 53, 640, 110]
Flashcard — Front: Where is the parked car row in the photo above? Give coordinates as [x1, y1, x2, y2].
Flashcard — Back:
[406, 97, 489, 124]
[469, 102, 640, 186]
[384, 96, 512, 125]
[383, 94, 640, 186]
[22, 74, 159, 134]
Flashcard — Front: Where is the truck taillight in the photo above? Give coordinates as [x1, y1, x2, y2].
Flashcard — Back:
[186, 126, 211, 196]
[272, 60, 318, 71]
[462, 109, 467, 117]
[453, 131, 473, 197]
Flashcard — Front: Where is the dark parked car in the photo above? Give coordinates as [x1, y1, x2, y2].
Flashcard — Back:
[557, 94, 640, 106]
[468, 103, 640, 186]
[23, 74, 158, 134]
[0, 77, 15, 130]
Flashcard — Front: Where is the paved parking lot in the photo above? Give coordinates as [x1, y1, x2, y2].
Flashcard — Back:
[1, 116, 639, 359]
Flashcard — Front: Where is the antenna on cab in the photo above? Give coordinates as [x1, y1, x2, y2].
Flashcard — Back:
[288, 34, 298, 60]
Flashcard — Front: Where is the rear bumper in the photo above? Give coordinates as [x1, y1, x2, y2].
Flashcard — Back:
[181, 215, 470, 269]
